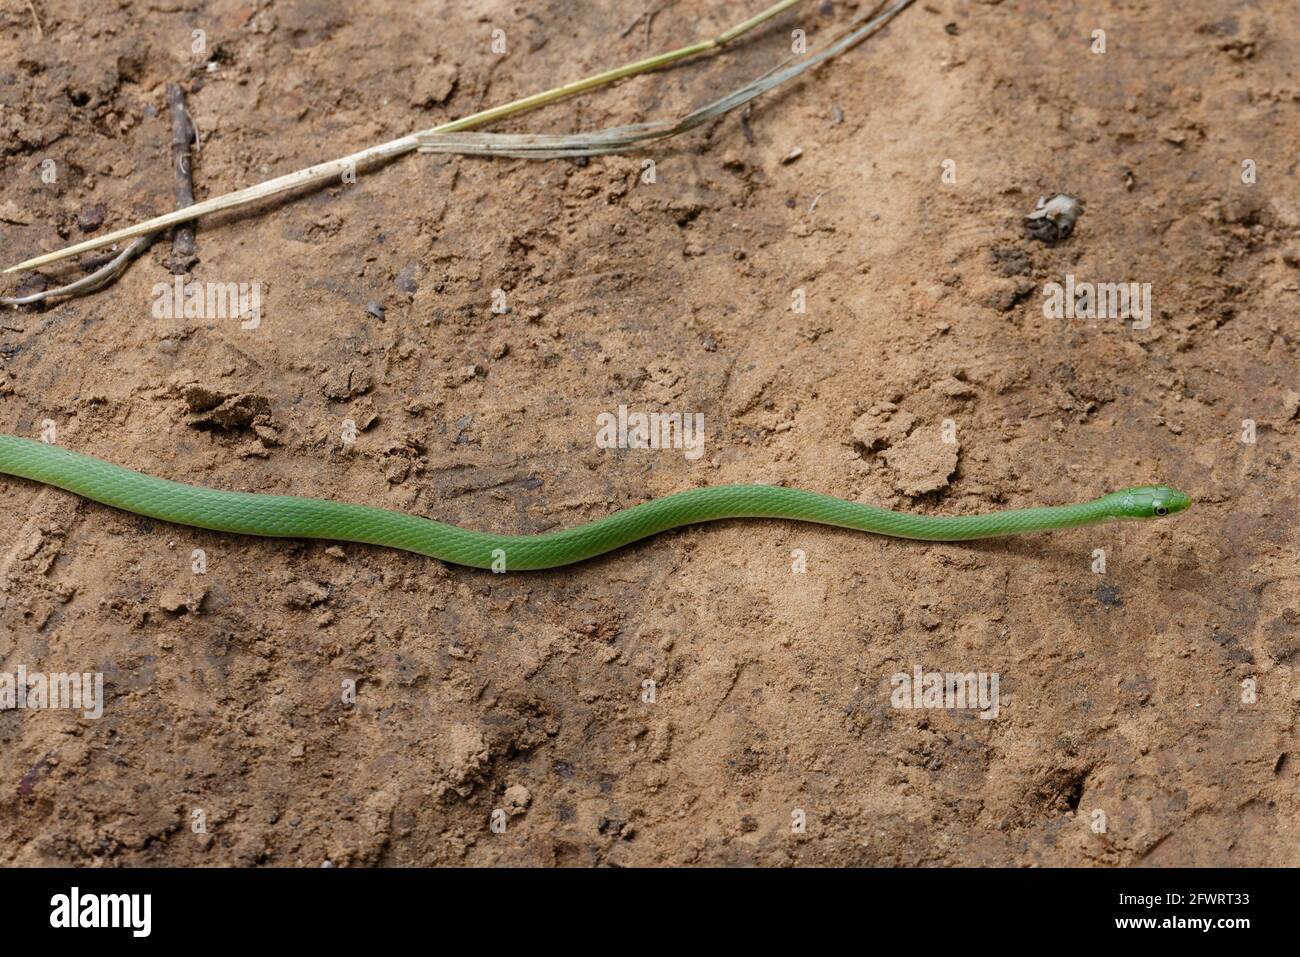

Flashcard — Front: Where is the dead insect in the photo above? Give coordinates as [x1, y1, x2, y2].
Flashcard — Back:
[1025, 193, 1084, 244]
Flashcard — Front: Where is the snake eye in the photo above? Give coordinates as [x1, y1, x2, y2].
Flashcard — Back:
[1154, 505, 1168, 516]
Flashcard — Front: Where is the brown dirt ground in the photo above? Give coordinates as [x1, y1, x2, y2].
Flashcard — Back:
[0, 0, 1297, 867]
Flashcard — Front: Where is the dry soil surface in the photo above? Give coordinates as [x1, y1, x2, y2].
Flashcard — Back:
[0, 0, 1297, 866]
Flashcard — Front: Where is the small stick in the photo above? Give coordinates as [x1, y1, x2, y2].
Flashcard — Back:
[1, 79, 204, 304]
[415, 1, 911, 160]
[740, 104, 755, 144]
[25, 0, 42, 39]
[4, 0, 802, 275]
[165, 83, 198, 274]
[644, 1, 679, 46]
[620, 11, 648, 38]
[0, 235, 155, 307]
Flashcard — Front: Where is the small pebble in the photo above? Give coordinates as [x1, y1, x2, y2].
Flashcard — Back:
[77, 204, 107, 233]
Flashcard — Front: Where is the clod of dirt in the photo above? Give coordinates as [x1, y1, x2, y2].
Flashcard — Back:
[437, 724, 489, 796]
[989, 245, 1033, 277]
[880, 429, 959, 497]
[285, 580, 330, 609]
[503, 784, 531, 816]
[158, 581, 207, 614]
[409, 62, 459, 108]
[850, 403, 915, 453]
[1026, 765, 1092, 818]
[1219, 191, 1268, 228]
[984, 279, 1037, 313]
[322, 365, 375, 401]
[76, 203, 106, 233]
[935, 375, 976, 399]
[1263, 611, 1300, 663]
[0, 200, 34, 225]
[182, 386, 278, 443]
[1282, 390, 1300, 421]
[350, 398, 379, 432]
[1025, 193, 1083, 244]
[14, 527, 46, 562]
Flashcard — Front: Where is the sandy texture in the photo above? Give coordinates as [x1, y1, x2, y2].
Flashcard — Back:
[0, 0, 1297, 866]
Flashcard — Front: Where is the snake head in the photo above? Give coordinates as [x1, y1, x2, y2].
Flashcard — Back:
[1104, 485, 1191, 520]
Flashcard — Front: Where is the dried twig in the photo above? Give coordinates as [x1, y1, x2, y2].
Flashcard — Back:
[416, 1, 913, 159]
[4, 0, 802, 275]
[740, 104, 756, 145]
[25, 0, 42, 39]
[1, 80, 206, 305]
[620, 10, 649, 38]
[166, 83, 198, 273]
[0, 235, 155, 307]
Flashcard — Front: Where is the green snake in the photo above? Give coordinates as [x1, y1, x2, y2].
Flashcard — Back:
[0, 434, 1190, 571]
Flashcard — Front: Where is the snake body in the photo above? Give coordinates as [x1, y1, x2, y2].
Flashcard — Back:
[0, 434, 1190, 571]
